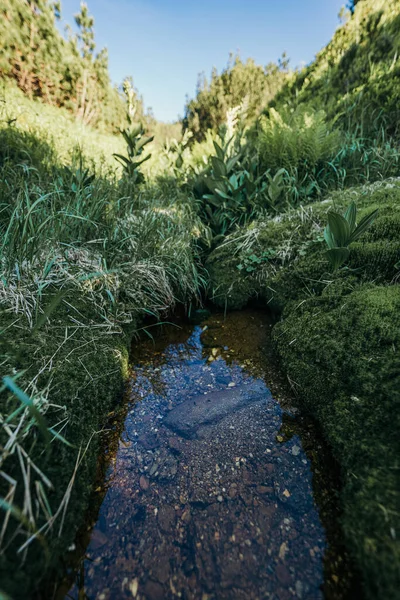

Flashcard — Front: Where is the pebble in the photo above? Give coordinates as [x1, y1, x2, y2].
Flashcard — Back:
[139, 475, 150, 490]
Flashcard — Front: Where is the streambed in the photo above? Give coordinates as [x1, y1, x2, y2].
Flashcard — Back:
[59, 310, 355, 600]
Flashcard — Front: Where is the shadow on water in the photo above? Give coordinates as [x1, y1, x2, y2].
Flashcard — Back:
[54, 309, 362, 600]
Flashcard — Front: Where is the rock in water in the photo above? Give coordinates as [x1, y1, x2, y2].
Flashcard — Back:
[164, 380, 270, 438]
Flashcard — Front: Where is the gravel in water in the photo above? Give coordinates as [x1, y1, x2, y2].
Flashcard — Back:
[62, 312, 346, 600]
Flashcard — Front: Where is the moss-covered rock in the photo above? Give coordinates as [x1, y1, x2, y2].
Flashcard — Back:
[208, 179, 400, 310]
[273, 283, 400, 600]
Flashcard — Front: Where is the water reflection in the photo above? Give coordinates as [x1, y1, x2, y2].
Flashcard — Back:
[65, 315, 327, 600]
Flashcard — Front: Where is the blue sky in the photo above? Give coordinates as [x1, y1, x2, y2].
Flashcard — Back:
[59, 0, 345, 122]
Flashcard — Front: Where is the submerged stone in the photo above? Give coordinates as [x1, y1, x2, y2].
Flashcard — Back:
[164, 380, 270, 438]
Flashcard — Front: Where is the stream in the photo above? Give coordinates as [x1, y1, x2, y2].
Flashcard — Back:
[58, 310, 356, 600]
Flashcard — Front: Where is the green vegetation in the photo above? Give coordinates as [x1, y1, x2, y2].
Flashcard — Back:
[324, 201, 379, 269]
[273, 0, 400, 139]
[184, 53, 290, 142]
[1, 0, 400, 598]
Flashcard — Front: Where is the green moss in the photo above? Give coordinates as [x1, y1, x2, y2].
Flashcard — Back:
[274, 284, 400, 600]
[0, 301, 130, 599]
[208, 179, 400, 310]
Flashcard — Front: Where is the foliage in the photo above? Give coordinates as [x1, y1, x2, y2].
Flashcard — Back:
[193, 134, 249, 241]
[0, 0, 139, 131]
[163, 129, 193, 179]
[250, 105, 400, 207]
[272, 0, 400, 140]
[207, 179, 400, 310]
[255, 106, 341, 174]
[191, 106, 271, 243]
[113, 80, 154, 183]
[114, 123, 153, 184]
[237, 249, 276, 273]
[184, 53, 290, 141]
[324, 202, 379, 269]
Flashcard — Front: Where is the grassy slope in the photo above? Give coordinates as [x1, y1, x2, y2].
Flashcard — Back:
[0, 83, 203, 598]
[0, 82, 126, 169]
[272, 0, 400, 137]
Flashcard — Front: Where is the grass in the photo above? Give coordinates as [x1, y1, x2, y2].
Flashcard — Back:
[0, 106, 205, 597]
[0, 82, 125, 171]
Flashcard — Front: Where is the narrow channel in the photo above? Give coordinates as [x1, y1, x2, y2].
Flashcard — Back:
[59, 310, 356, 600]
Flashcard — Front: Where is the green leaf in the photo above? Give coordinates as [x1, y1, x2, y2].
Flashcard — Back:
[129, 124, 143, 138]
[203, 194, 222, 208]
[211, 156, 227, 178]
[327, 212, 351, 247]
[344, 201, 357, 231]
[323, 224, 336, 249]
[213, 141, 225, 161]
[326, 247, 350, 270]
[3, 376, 50, 444]
[228, 173, 239, 189]
[226, 154, 241, 173]
[113, 153, 130, 166]
[214, 188, 231, 200]
[350, 208, 379, 243]
[136, 135, 154, 150]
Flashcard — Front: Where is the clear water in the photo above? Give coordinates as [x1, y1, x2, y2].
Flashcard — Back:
[61, 311, 352, 600]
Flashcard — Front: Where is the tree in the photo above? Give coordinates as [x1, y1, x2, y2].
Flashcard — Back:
[183, 53, 290, 142]
[0, 0, 134, 131]
[347, 0, 361, 13]
[0, 0, 64, 100]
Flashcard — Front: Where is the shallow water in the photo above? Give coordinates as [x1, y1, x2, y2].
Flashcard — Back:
[60, 310, 354, 600]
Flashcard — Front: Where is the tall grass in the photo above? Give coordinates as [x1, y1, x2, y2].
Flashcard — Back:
[0, 121, 204, 571]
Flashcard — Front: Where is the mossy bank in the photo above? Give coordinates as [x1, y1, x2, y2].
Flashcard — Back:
[0, 306, 129, 598]
[207, 179, 400, 599]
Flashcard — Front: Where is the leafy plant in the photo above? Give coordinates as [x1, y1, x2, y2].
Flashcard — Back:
[61, 161, 95, 199]
[265, 168, 287, 207]
[113, 79, 154, 184]
[113, 122, 153, 183]
[164, 129, 193, 178]
[192, 118, 272, 243]
[237, 249, 277, 272]
[324, 202, 379, 269]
